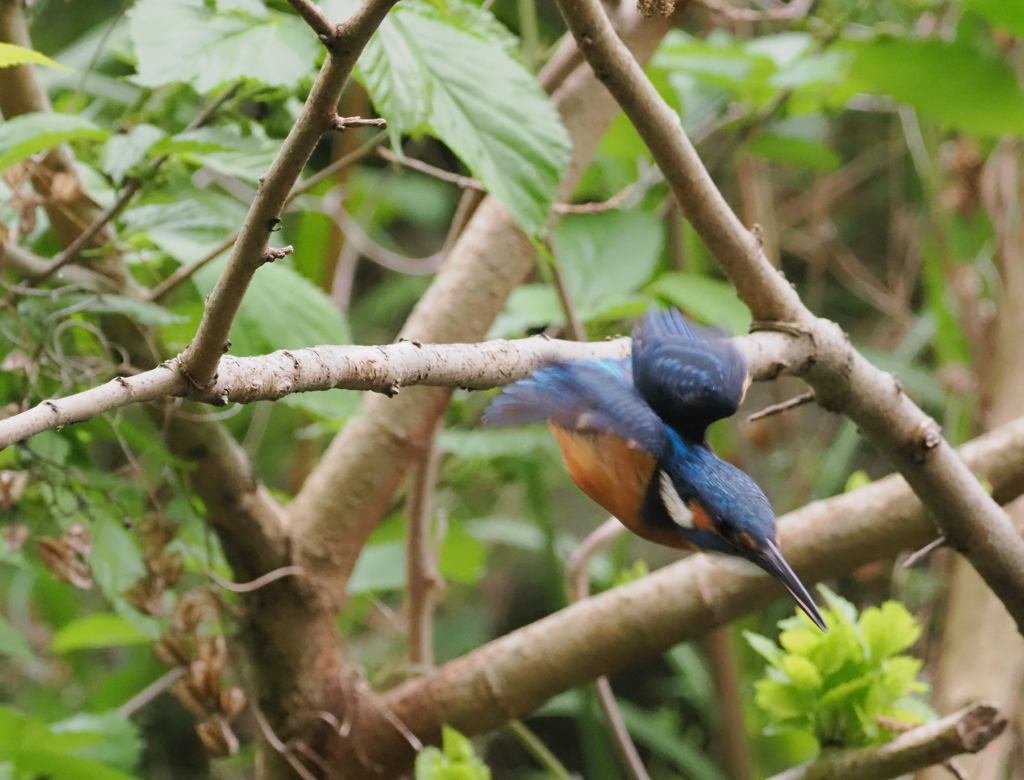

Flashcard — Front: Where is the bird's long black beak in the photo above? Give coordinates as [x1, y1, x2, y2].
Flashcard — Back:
[752, 540, 827, 632]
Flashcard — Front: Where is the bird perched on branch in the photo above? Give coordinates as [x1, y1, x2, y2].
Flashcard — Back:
[485, 307, 826, 631]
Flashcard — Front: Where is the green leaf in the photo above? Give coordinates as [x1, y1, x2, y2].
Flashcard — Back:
[50, 713, 142, 775]
[552, 211, 663, 319]
[438, 522, 486, 585]
[747, 133, 841, 171]
[347, 541, 405, 595]
[781, 655, 823, 691]
[51, 614, 150, 653]
[438, 428, 554, 460]
[0, 113, 108, 172]
[329, 0, 571, 235]
[0, 42, 67, 70]
[860, 601, 921, 660]
[754, 679, 806, 721]
[966, 0, 1024, 38]
[845, 37, 1024, 137]
[61, 293, 187, 327]
[102, 124, 165, 185]
[0, 613, 32, 661]
[744, 631, 784, 666]
[415, 726, 489, 780]
[843, 470, 872, 493]
[129, 0, 316, 92]
[647, 272, 752, 335]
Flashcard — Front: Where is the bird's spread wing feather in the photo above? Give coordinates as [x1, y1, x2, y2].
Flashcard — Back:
[631, 308, 749, 443]
[484, 360, 667, 527]
[484, 360, 665, 455]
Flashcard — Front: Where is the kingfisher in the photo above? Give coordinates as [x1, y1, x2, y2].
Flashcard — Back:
[484, 307, 826, 631]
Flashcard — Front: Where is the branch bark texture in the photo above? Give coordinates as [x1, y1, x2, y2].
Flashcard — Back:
[553, 0, 1024, 630]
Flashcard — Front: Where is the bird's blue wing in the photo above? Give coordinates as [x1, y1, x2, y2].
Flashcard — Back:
[631, 308, 749, 443]
[484, 359, 665, 456]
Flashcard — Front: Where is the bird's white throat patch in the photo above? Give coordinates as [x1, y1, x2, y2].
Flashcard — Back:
[659, 471, 694, 529]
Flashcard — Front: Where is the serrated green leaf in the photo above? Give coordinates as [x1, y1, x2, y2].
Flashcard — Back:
[129, 0, 316, 92]
[778, 627, 821, 658]
[647, 272, 752, 335]
[860, 601, 921, 660]
[845, 37, 1024, 137]
[552, 211, 663, 319]
[0, 613, 32, 661]
[880, 656, 925, 699]
[327, 0, 570, 235]
[0, 113, 108, 172]
[51, 614, 150, 653]
[0, 42, 67, 70]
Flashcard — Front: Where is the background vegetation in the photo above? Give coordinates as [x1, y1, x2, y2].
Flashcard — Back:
[2, 0, 1024, 779]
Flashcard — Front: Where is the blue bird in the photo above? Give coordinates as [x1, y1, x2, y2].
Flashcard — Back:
[485, 307, 826, 631]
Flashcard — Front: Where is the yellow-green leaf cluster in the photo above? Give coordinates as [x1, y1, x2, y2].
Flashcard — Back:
[744, 586, 933, 749]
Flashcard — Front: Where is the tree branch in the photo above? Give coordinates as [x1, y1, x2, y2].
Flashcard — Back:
[287, 2, 677, 616]
[333, 413, 1024, 777]
[767, 704, 1005, 780]
[177, 0, 399, 391]
[553, 0, 1024, 632]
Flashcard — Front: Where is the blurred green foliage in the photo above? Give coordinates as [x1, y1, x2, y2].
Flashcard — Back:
[1, 0, 1019, 777]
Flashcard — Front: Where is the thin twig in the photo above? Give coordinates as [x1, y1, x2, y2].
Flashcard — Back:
[378, 148, 485, 191]
[565, 518, 650, 780]
[545, 240, 587, 342]
[207, 565, 305, 593]
[506, 719, 574, 780]
[289, 129, 388, 202]
[332, 115, 387, 131]
[118, 667, 187, 718]
[747, 391, 815, 422]
[285, 0, 336, 41]
[148, 233, 238, 302]
[405, 423, 443, 667]
[903, 536, 947, 568]
[251, 702, 320, 780]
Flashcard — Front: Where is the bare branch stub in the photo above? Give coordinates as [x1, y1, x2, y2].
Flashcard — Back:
[331, 115, 388, 131]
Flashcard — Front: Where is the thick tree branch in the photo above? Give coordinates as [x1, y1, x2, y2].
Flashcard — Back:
[178, 0, 399, 390]
[336, 414, 1024, 777]
[554, 0, 1024, 631]
[768, 704, 1005, 780]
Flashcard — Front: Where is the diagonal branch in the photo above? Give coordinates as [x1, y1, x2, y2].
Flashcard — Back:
[331, 413, 1024, 778]
[177, 0, 399, 391]
[553, 0, 1024, 632]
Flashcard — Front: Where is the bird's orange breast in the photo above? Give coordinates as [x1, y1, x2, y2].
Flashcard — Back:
[549, 425, 654, 530]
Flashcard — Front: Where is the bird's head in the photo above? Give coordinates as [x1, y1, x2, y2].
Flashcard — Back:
[657, 452, 827, 631]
